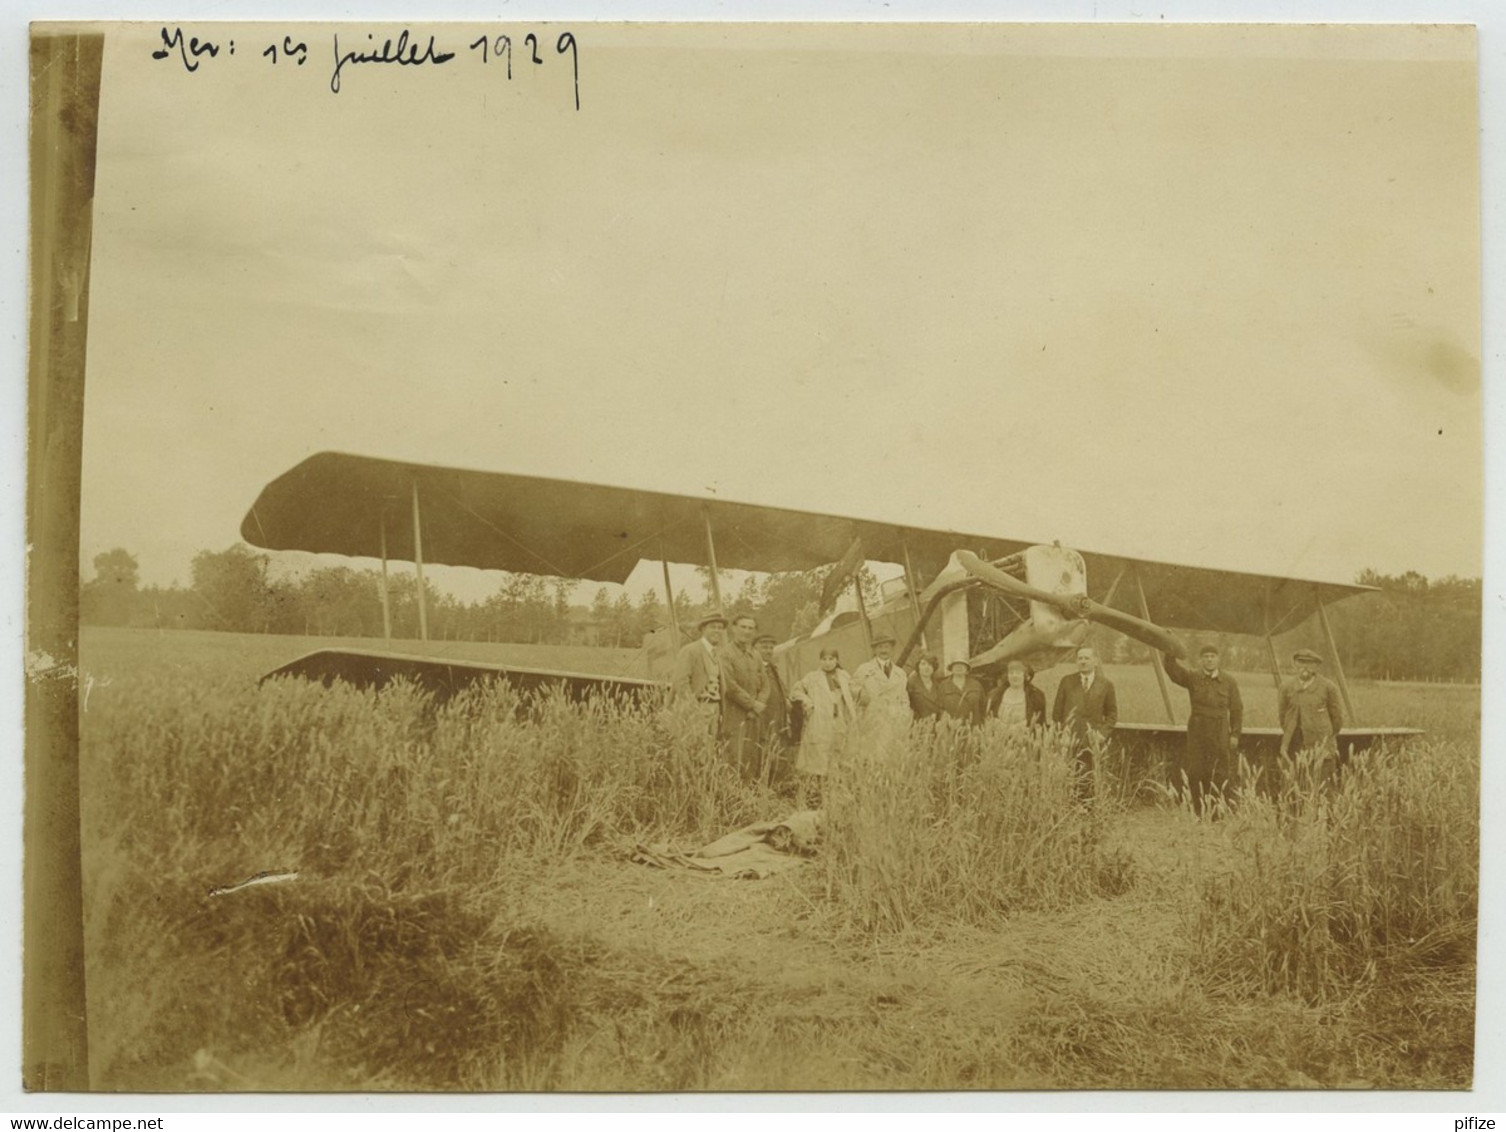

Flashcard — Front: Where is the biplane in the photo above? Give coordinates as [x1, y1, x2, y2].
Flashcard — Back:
[241, 451, 1421, 757]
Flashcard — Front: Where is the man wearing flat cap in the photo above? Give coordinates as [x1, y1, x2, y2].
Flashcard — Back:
[1159, 643, 1243, 816]
[853, 633, 912, 732]
[1279, 648, 1344, 764]
[672, 610, 727, 707]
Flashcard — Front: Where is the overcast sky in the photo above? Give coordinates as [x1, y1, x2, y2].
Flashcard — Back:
[78, 22, 1481, 600]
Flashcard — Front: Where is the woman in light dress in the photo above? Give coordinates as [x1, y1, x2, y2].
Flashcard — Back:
[988, 659, 1047, 731]
[790, 647, 857, 804]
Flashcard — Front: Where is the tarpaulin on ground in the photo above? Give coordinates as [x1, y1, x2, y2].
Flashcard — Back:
[631, 811, 822, 879]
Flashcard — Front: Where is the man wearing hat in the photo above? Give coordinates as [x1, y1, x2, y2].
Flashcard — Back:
[672, 610, 727, 706]
[1159, 644, 1244, 816]
[853, 633, 912, 731]
[718, 613, 770, 779]
[1279, 648, 1345, 764]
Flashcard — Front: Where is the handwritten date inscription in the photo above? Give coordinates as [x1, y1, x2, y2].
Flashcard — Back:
[151, 26, 581, 108]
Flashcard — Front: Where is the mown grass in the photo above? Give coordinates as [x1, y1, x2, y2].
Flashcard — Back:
[77, 627, 1479, 1091]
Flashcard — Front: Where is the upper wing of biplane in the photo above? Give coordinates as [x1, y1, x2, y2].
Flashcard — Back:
[241, 450, 1369, 640]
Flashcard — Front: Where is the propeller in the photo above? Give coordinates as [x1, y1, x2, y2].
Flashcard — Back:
[955, 550, 1186, 660]
[965, 618, 1088, 671]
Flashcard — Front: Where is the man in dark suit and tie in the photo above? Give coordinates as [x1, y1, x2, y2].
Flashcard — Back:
[1052, 645, 1118, 796]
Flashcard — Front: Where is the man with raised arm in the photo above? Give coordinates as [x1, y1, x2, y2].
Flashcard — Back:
[1159, 643, 1243, 816]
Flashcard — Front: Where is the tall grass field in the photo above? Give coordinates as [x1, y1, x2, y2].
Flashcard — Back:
[76, 626, 1478, 1090]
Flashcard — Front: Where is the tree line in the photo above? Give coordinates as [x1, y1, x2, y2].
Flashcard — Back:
[79, 544, 838, 650]
[80, 546, 1480, 681]
[1089, 570, 1480, 682]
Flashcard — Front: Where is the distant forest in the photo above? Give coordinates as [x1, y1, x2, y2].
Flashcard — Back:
[79, 544, 1482, 682]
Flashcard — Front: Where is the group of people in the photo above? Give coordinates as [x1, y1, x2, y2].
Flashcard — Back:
[669, 610, 790, 783]
[1159, 642, 1346, 813]
[668, 611, 919, 794]
[671, 609, 1348, 811]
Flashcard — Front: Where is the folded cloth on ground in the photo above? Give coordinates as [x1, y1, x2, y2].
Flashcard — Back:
[631, 810, 822, 880]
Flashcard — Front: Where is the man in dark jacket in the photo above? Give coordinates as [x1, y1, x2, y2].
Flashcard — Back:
[1278, 649, 1344, 756]
[1053, 645, 1118, 794]
[1159, 644, 1243, 816]
[719, 614, 769, 781]
[1279, 648, 1345, 791]
[1053, 646, 1118, 741]
[754, 633, 791, 786]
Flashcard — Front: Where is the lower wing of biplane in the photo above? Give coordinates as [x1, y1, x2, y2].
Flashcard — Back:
[261, 646, 663, 709]
[238, 450, 1420, 748]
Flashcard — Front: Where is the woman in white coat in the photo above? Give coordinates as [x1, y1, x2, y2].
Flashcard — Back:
[790, 647, 856, 805]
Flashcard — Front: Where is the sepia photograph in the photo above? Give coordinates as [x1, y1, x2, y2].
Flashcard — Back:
[23, 14, 1486, 1099]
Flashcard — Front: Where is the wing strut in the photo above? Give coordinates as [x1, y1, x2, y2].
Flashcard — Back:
[1262, 585, 1285, 692]
[851, 571, 875, 652]
[1132, 568, 1177, 724]
[378, 512, 393, 640]
[660, 542, 681, 643]
[701, 507, 723, 611]
[1315, 592, 1358, 726]
[1099, 566, 1127, 613]
[901, 539, 928, 651]
[1264, 634, 1283, 692]
[412, 480, 429, 642]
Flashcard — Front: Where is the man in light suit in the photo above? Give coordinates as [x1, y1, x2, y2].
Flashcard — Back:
[672, 612, 727, 707]
[853, 634, 912, 743]
[1053, 645, 1118, 795]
